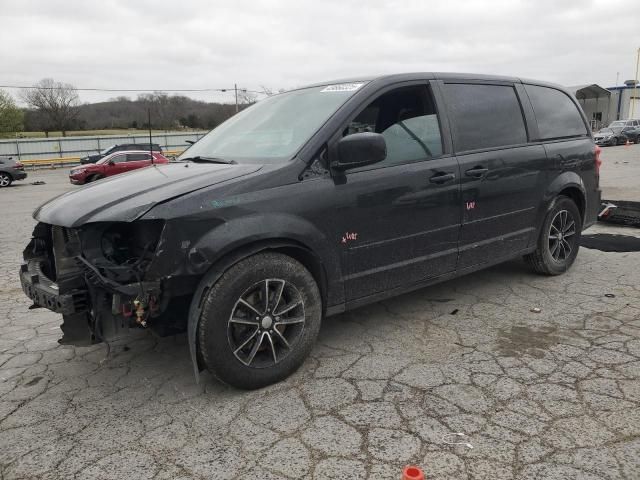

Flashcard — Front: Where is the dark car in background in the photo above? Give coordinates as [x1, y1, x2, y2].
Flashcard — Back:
[20, 73, 600, 389]
[80, 143, 163, 164]
[0, 156, 27, 187]
[594, 121, 640, 146]
[70, 151, 169, 184]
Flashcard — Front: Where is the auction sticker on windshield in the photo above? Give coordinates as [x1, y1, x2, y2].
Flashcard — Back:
[321, 83, 365, 92]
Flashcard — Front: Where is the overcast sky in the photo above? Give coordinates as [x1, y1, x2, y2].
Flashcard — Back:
[2, 0, 639, 105]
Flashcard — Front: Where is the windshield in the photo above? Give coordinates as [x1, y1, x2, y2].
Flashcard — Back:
[100, 145, 116, 155]
[178, 83, 366, 163]
[600, 127, 622, 134]
[608, 121, 625, 128]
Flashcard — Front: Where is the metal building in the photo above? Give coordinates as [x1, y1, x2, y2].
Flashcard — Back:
[607, 80, 640, 123]
[568, 84, 613, 130]
[568, 80, 640, 130]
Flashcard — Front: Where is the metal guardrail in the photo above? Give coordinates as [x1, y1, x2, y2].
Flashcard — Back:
[0, 132, 206, 161]
[20, 150, 186, 169]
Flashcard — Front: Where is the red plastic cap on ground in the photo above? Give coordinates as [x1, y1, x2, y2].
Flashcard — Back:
[402, 465, 425, 480]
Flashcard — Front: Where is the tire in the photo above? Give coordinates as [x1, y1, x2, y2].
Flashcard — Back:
[0, 172, 12, 187]
[524, 196, 582, 275]
[198, 252, 322, 389]
[88, 174, 103, 183]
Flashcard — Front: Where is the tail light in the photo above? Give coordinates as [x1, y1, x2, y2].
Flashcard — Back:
[15, 162, 24, 170]
[594, 145, 602, 176]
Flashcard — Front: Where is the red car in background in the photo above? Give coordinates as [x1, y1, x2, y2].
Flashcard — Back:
[69, 151, 169, 185]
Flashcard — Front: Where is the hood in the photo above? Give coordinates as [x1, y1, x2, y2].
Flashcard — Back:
[34, 162, 262, 227]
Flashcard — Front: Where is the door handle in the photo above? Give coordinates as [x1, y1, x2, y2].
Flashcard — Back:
[429, 172, 456, 184]
[465, 166, 488, 177]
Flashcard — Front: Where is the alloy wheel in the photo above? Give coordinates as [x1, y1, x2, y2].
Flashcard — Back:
[0, 174, 10, 187]
[228, 278, 306, 368]
[548, 209, 576, 262]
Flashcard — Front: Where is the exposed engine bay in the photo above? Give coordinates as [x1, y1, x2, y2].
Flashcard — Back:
[20, 220, 192, 346]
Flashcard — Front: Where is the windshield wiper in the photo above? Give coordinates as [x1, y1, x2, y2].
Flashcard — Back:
[180, 156, 236, 164]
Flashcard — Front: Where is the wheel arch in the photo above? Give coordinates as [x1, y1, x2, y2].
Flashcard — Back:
[186, 233, 339, 381]
[558, 185, 586, 223]
[532, 172, 587, 243]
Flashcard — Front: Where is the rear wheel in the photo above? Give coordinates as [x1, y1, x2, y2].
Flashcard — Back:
[198, 252, 322, 389]
[0, 172, 12, 187]
[524, 196, 582, 275]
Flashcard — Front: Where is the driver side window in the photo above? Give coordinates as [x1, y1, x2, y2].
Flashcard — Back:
[110, 155, 127, 164]
[344, 85, 443, 167]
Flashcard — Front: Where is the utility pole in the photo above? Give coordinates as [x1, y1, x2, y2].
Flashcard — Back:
[234, 83, 238, 113]
[148, 108, 154, 165]
[632, 48, 640, 118]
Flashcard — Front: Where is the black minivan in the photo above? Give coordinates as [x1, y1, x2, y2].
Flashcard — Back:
[20, 73, 600, 389]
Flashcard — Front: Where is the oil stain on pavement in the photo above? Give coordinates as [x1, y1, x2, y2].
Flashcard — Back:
[497, 325, 564, 359]
[581, 233, 640, 252]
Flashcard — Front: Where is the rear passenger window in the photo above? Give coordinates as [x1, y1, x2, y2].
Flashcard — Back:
[345, 85, 443, 167]
[127, 153, 151, 161]
[444, 83, 527, 151]
[524, 85, 588, 140]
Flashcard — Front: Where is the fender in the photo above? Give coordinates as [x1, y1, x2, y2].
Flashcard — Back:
[533, 171, 586, 240]
[185, 213, 344, 381]
[189, 213, 343, 299]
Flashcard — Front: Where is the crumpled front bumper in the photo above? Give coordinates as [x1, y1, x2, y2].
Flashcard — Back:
[19, 260, 88, 315]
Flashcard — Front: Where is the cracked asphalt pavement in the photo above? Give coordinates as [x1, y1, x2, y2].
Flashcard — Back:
[1, 151, 640, 479]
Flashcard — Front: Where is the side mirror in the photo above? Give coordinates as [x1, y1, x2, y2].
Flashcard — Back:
[108, 160, 115, 165]
[333, 132, 386, 171]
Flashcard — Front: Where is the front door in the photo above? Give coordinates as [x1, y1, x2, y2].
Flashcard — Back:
[329, 83, 461, 301]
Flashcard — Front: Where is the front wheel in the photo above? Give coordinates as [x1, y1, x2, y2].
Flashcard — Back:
[524, 196, 582, 275]
[198, 252, 322, 389]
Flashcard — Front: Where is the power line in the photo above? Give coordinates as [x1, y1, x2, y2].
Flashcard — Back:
[0, 84, 267, 94]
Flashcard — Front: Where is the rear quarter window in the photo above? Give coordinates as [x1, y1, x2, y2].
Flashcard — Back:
[444, 83, 527, 152]
[524, 85, 588, 140]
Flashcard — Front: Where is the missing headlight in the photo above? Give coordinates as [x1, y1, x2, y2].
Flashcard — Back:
[100, 220, 165, 266]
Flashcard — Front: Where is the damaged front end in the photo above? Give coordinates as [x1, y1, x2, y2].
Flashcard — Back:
[20, 220, 174, 346]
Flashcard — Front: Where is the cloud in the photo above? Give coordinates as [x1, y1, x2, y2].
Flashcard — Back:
[1, 0, 638, 104]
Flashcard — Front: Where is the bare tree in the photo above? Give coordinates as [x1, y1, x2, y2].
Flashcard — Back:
[137, 92, 184, 129]
[22, 78, 80, 136]
[0, 90, 24, 134]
